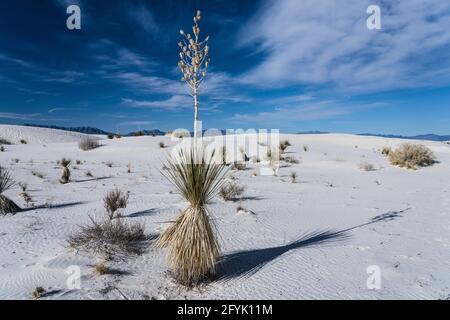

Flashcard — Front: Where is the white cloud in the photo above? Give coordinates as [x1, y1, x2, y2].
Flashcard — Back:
[127, 3, 159, 34]
[121, 95, 191, 111]
[0, 112, 67, 121]
[238, 0, 450, 93]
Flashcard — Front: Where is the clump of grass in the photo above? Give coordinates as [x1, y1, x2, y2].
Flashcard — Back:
[279, 140, 291, 153]
[303, 145, 309, 152]
[359, 162, 376, 172]
[388, 143, 436, 170]
[156, 146, 229, 286]
[231, 162, 246, 171]
[381, 147, 392, 156]
[0, 146, 4, 152]
[107, 134, 115, 140]
[31, 287, 46, 300]
[0, 138, 11, 145]
[94, 263, 109, 276]
[105, 161, 113, 168]
[32, 170, 44, 179]
[79, 137, 100, 151]
[68, 216, 146, 258]
[283, 155, 299, 164]
[289, 171, 298, 183]
[219, 181, 245, 202]
[0, 166, 21, 215]
[59, 158, 71, 184]
[127, 163, 132, 174]
[76, 160, 82, 165]
[239, 146, 250, 162]
[12, 158, 20, 164]
[104, 189, 129, 220]
[159, 142, 166, 148]
[86, 171, 93, 178]
[18, 182, 32, 207]
[20, 139, 27, 145]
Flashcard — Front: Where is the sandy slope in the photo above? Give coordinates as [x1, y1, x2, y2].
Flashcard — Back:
[0, 126, 449, 300]
[0, 125, 92, 144]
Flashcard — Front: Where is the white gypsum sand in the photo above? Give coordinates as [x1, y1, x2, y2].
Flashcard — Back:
[0, 125, 449, 300]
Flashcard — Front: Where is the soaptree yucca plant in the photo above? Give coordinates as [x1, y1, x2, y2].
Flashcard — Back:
[0, 166, 21, 215]
[178, 10, 210, 141]
[157, 146, 229, 286]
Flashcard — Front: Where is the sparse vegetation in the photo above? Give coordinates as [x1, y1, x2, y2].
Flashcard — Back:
[76, 160, 82, 165]
[127, 163, 132, 174]
[159, 142, 166, 148]
[220, 181, 245, 201]
[31, 287, 46, 300]
[279, 140, 291, 153]
[107, 134, 115, 139]
[94, 263, 109, 276]
[104, 189, 129, 220]
[303, 145, 309, 152]
[105, 161, 113, 168]
[388, 143, 436, 170]
[289, 171, 298, 183]
[78, 137, 100, 151]
[0, 166, 21, 215]
[86, 171, 93, 178]
[12, 158, 19, 164]
[381, 147, 392, 156]
[20, 139, 27, 145]
[156, 146, 229, 286]
[0, 146, 4, 152]
[68, 216, 146, 259]
[32, 170, 44, 179]
[59, 158, 71, 184]
[0, 138, 11, 145]
[360, 162, 376, 172]
[283, 155, 299, 164]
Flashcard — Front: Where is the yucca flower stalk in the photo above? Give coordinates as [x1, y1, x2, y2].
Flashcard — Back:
[0, 166, 21, 215]
[157, 146, 228, 286]
[178, 10, 210, 141]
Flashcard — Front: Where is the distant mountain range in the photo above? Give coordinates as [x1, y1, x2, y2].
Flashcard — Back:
[297, 131, 450, 142]
[22, 124, 450, 142]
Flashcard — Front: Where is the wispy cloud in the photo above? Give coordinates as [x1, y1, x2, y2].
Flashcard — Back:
[48, 107, 86, 113]
[121, 95, 191, 111]
[238, 0, 450, 93]
[127, 2, 159, 34]
[118, 120, 154, 126]
[0, 112, 68, 121]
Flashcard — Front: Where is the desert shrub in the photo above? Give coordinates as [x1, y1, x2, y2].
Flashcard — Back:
[94, 263, 109, 276]
[134, 131, 145, 137]
[290, 171, 298, 183]
[68, 216, 146, 258]
[0, 138, 11, 145]
[105, 161, 113, 168]
[20, 139, 27, 145]
[231, 162, 246, 171]
[18, 182, 27, 192]
[12, 158, 19, 163]
[127, 163, 132, 173]
[359, 162, 376, 171]
[159, 142, 166, 148]
[303, 145, 309, 152]
[32, 170, 44, 179]
[107, 134, 115, 139]
[220, 181, 245, 201]
[388, 143, 436, 169]
[76, 160, 82, 165]
[283, 155, 299, 164]
[104, 189, 129, 220]
[31, 287, 46, 300]
[79, 137, 100, 151]
[381, 147, 392, 156]
[86, 171, 93, 177]
[59, 158, 71, 184]
[156, 146, 229, 286]
[0, 146, 4, 152]
[239, 146, 250, 162]
[0, 166, 21, 215]
[279, 140, 291, 153]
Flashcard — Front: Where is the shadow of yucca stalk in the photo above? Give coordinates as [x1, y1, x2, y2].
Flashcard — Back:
[157, 146, 229, 286]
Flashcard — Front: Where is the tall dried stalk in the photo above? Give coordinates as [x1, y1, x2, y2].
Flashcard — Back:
[178, 10, 210, 141]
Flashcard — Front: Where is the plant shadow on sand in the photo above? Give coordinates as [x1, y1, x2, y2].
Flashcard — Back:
[20, 202, 87, 212]
[217, 208, 410, 281]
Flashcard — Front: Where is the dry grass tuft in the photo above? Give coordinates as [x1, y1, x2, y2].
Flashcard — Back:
[359, 162, 376, 171]
[289, 171, 298, 183]
[31, 287, 46, 300]
[159, 142, 166, 148]
[219, 181, 245, 201]
[157, 146, 229, 286]
[59, 158, 71, 184]
[381, 147, 392, 156]
[79, 137, 100, 151]
[104, 189, 129, 220]
[388, 143, 436, 170]
[68, 216, 146, 259]
[93, 263, 109, 276]
[20, 139, 27, 145]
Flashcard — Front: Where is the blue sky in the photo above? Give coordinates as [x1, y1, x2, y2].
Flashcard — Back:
[0, 0, 449, 135]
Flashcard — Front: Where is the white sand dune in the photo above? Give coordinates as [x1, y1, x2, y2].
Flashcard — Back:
[0, 125, 449, 300]
[0, 125, 94, 144]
